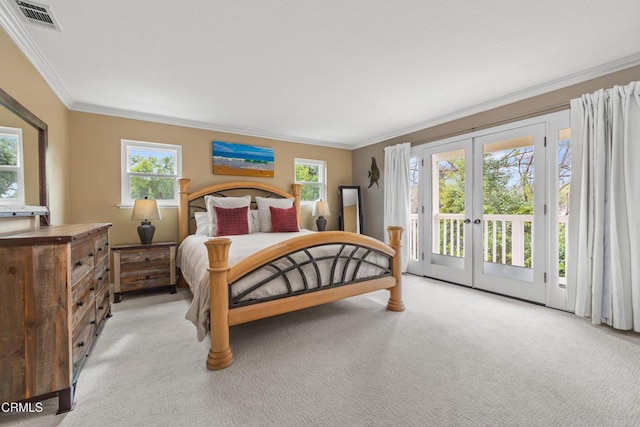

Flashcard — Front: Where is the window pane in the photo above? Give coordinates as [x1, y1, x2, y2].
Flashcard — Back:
[300, 184, 320, 202]
[129, 148, 176, 174]
[558, 128, 571, 285]
[0, 170, 18, 199]
[130, 176, 175, 200]
[409, 157, 420, 261]
[0, 135, 19, 166]
[295, 164, 319, 182]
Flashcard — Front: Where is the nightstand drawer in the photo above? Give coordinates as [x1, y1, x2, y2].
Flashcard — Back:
[119, 269, 171, 291]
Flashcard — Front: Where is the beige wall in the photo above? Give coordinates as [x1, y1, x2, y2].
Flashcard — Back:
[68, 112, 352, 246]
[354, 65, 640, 241]
[0, 27, 70, 230]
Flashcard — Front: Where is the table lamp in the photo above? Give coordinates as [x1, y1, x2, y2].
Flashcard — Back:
[312, 200, 330, 232]
[131, 197, 161, 244]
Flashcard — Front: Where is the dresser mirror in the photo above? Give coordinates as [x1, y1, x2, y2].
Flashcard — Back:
[338, 186, 363, 234]
[0, 88, 49, 225]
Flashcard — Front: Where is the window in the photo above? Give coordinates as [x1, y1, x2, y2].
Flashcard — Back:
[0, 127, 24, 204]
[121, 139, 182, 206]
[294, 158, 326, 203]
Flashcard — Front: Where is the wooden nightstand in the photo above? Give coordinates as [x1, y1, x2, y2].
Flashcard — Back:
[112, 242, 177, 303]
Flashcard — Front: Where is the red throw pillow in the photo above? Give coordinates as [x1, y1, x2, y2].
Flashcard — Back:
[269, 206, 299, 232]
[214, 206, 249, 236]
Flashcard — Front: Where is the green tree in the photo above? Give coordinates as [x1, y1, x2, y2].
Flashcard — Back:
[0, 136, 18, 199]
[295, 164, 320, 201]
[129, 154, 175, 200]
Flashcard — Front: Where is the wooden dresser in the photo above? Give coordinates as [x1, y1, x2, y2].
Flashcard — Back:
[0, 223, 112, 413]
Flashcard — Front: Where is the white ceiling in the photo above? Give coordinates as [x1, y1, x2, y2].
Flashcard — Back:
[2, 0, 640, 149]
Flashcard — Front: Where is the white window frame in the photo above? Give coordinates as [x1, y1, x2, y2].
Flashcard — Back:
[121, 139, 182, 207]
[294, 158, 326, 204]
[0, 126, 25, 205]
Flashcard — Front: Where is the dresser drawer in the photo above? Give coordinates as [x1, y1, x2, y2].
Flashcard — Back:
[95, 290, 110, 328]
[72, 308, 96, 375]
[93, 231, 110, 263]
[95, 255, 110, 289]
[72, 276, 95, 330]
[71, 237, 95, 284]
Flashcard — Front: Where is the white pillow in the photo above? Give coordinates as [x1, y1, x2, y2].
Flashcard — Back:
[205, 195, 251, 236]
[250, 210, 260, 233]
[194, 211, 209, 236]
[256, 196, 294, 232]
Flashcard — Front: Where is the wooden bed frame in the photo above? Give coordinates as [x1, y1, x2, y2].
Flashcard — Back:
[177, 178, 404, 370]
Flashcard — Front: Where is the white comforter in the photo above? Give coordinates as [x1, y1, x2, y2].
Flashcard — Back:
[178, 231, 390, 341]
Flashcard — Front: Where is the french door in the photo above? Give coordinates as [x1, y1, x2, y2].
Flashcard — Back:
[415, 123, 547, 303]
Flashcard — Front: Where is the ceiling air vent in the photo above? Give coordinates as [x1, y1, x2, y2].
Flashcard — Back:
[14, 0, 61, 31]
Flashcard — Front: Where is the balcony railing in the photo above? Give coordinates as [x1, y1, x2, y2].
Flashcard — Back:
[409, 213, 569, 283]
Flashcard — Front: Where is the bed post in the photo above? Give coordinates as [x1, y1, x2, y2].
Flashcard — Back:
[291, 183, 301, 227]
[386, 226, 405, 312]
[205, 238, 234, 370]
[178, 177, 191, 244]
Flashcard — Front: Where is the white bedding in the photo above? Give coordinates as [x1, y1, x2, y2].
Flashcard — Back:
[177, 230, 390, 341]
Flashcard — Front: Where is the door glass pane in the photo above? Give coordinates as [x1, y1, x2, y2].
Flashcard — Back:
[432, 149, 465, 258]
[409, 156, 420, 261]
[558, 128, 571, 286]
[482, 136, 534, 269]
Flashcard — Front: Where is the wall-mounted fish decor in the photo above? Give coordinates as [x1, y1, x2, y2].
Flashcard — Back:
[368, 157, 380, 188]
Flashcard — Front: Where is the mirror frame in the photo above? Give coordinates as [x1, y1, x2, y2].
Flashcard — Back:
[0, 87, 49, 225]
[338, 185, 363, 234]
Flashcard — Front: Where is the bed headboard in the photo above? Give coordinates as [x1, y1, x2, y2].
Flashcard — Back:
[177, 178, 301, 244]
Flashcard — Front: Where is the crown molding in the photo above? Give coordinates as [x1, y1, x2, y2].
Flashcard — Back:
[71, 102, 353, 150]
[0, 1, 74, 107]
[353, 52, 640, 150]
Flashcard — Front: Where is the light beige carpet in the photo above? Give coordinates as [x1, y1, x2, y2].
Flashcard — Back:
[2, 275, 640, 426]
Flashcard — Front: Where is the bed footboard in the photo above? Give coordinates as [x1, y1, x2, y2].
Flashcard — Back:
[204, 227, 404, 370]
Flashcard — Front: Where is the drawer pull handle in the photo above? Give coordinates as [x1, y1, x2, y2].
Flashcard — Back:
[77, 300, 84, 307]
[90, 286, 95, 291]
[106, 267, 111, 272]
[90, 320, 96, 325]
[78, 341, 85, 348]
[145, 257, 150, 262]
[76, 260, 83, 266]
[98, 277, 103, 281]
[105, 242, 109, 246]
[98, 305, 104, 310]
[98, 247, 103, 252]
[89, 252, 94, 257]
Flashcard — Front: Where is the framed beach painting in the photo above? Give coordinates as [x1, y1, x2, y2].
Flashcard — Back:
[212, 141, 275, 177]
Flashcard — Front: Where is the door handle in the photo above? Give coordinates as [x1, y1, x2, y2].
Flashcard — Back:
[464, 219, 471, 224]
[473, 219, 481, 224]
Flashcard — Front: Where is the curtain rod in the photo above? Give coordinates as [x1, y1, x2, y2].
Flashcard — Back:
[415, 102, 570, 145]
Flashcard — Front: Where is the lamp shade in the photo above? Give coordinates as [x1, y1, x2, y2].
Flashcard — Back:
[312, 200, 330, 217]
[131, 198, 161, 221]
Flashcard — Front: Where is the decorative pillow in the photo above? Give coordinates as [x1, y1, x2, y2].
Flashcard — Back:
[205, 195, 251, 236]
[249, 210, 260, 233]
[194, 211, 209, 236]
[213, 206, 249, 236]
[256, 196, 294, 232]
[270, 206, 299, 232]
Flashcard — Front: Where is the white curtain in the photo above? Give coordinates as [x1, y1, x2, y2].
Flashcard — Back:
[567, 81, 640, 331]
[383, 142, 411, 272]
